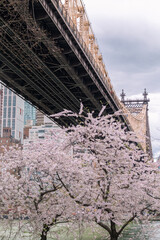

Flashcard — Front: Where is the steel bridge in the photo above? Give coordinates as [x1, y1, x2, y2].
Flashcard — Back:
[0, 0, 152, 156]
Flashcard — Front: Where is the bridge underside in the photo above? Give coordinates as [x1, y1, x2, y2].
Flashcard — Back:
[0, 0, 122, 126]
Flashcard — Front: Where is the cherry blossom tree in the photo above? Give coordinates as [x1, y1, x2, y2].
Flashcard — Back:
[0, 109, 160, 240]
[53, 110, 160, 240]
[0, 133, 81, 240]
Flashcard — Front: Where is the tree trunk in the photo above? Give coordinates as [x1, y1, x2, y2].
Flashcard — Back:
[96, 220, 119, 240]
[40, 224, 50, 240]
[41, 232, 47, 240]
[110, 235, 118, 240]
[110, 221, 118, 240]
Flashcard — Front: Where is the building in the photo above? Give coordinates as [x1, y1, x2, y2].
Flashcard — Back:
[24, 101, 36, 126]
[23, 120, 60, 149]
[0, 127, 22, 153]
[36, 110, 45, 126]
[1, 86, 24, 143]
[23, 125, 32, 140]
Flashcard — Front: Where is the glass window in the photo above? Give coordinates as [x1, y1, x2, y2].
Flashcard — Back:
[8, 96, 11, 106]
[8, 119, 11, 127]
[12, 119, 15, 130]
[12, 131, 15, 138]
[3, 108, 6, 118]
[13, 95, 16, 106]
[4, 88, 7, 95]
[45, 124, 52, 128]
[12, 107, 16, 118]
[4, 96, 7, 106]
[8, 107, 11, 118]
[38, 130, 45, 133]
[3, 119, 6, 128]
[9, 90, 12, 95]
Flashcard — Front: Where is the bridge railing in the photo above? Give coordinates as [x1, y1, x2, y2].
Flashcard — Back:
[52, 0, 122, 110]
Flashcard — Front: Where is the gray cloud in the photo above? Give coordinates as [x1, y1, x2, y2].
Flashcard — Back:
[84, 0, 160, 157]
[103, 38, 160, 72]
[93, 19, 160, 96]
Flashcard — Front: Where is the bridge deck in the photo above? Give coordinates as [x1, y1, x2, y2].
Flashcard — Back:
[0, 0, 129, 126]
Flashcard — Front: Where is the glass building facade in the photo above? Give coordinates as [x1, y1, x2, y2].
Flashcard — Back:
[24, 101, 36, 126]
[2, 86, 24, 142]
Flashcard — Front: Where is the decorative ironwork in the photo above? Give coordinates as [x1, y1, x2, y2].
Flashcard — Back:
[120, 89, 126, 102]
[120, 89, 152, 158]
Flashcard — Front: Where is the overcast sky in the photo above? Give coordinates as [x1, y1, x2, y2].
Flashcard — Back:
[83, 0, 160, 158]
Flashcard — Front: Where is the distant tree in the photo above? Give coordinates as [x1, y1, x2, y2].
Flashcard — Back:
[0, 109, 160, 240]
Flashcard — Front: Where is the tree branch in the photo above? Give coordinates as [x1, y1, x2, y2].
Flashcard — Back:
[34, 185, 63, 211]
[57, 172, 90, 207]
[146, 191, 160, 200]
[118, 215, 136, 236]
[96, 221, 111, 234]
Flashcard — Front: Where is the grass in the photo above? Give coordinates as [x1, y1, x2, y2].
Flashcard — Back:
[0, 220, 109, 240]
[0, 220, 160, 239]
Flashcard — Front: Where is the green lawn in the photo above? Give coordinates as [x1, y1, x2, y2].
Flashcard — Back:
[0, 220, 159, 240]
[0, 220, 108, 240]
